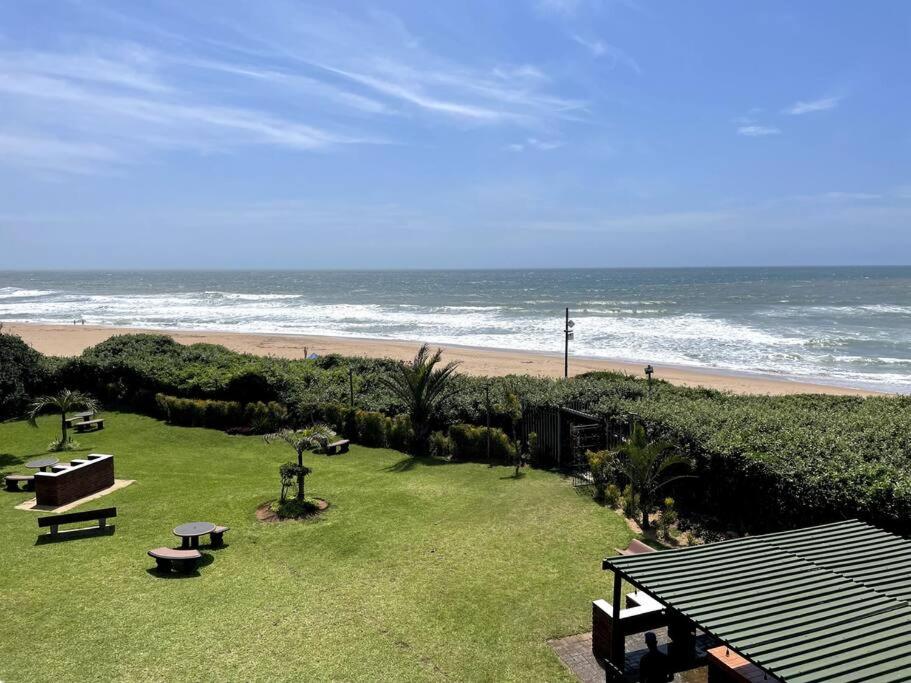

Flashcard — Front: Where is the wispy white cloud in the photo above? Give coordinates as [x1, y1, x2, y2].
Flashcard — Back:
[0, 132, 123, 175]
[506, 137, 563, 152]
[0, 6, 592, 176]
[571, 34, 641, 74]
[737, 124, 781, 137]
[783, 95, 842, 115]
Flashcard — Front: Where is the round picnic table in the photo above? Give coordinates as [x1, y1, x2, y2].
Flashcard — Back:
[173, 521, 216, 549]
[25, 456, 59, 472]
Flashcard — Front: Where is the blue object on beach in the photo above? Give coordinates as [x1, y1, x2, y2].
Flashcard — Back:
[307, 353, 320, 360]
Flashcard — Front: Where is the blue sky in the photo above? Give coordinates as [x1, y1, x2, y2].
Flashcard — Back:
[0, 0, 909, 268]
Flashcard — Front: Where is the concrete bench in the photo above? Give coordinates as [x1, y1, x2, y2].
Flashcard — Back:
[37, 507, 116, 537]
[5, 474, 35, 492]
[210, 525, 230, 547]
[323, 439, 350, 455]
[148, 547, 202, 573]
[74, 418, 105, 433]
[64, 411, 94, 428]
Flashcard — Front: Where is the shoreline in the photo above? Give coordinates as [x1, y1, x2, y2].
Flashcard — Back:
[4, 322, 881, 396]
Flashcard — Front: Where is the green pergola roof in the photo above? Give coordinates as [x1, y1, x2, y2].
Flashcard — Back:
[603, 520, 911, 683]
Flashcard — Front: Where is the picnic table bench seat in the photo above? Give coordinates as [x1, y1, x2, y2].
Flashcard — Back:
[323, 439, 350, 455]
[210, 525, 230, 547]
[5, 474, 35, 492]
[148, 547, 202, 573]
[74, 418, 104, 433]
[64, 411, 95, 428]
[37, 507, 116, 537]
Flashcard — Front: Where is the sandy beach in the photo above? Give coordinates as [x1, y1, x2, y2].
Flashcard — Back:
[5, 322, 878, 396]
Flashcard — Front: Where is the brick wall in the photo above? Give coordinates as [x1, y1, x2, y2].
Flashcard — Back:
[35, 454, 115, 506]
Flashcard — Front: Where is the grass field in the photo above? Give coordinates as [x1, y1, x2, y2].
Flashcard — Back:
[0, 413, 629, 682]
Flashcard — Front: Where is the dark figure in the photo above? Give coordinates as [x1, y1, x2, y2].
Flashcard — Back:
[639, 632, 672, 683]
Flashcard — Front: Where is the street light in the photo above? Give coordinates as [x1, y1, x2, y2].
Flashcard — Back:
[564, 308, 575, 379]
[644, 364, 654, 396]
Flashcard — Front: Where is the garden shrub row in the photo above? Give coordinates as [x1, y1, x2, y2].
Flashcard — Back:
[154, 393, 288, 433]
[449, 424, 516, 462]
[5, 331, 911, 533]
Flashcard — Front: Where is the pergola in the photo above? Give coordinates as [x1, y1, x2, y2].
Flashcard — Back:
[601, 519, 911, 682]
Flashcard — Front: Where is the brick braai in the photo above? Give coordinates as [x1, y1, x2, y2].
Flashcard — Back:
[35, 454, 115, 506]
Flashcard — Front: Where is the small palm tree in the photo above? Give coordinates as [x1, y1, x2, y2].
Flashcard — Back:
[263, 425, 335, 501]
[617, 423, 691, 530]
[380, 344, 461, 455]
[28, 389, 99, 451]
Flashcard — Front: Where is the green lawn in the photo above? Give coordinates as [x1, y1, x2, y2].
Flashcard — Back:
[0, 413, 629, 682]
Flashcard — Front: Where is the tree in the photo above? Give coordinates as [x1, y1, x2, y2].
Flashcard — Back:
[263, 425, 335, 501]
[617, 423, 691, 530]
[379, 344, 461, 455]
[28, 389, 99, 451]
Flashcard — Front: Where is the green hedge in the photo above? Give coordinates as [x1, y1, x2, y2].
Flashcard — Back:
[155, 393, 287, 433]
[449, 424, 516, 462]
[594, 389, 911, 533]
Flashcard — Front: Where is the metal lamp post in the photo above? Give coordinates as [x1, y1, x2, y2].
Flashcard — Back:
[644, 364, 654, 396]
[564, 308, 575, 379]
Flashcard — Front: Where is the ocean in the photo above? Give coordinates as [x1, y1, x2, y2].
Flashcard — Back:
[1, 267, 909, 393]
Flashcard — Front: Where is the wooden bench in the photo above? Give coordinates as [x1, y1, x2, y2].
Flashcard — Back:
[210, 525, 230, 547]
[74, 418, 105, 433]
[5, 474, 35, 492]
[323, 439, 350, 455]
[37, 507, 116, 537]
[148, 547, 202, 573]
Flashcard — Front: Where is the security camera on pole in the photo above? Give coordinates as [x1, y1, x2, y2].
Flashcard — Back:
[564, 307, 575, 379]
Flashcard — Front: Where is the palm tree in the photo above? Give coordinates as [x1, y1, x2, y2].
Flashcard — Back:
[263, 425, 335, 501]
[380, 344, 461, 455]
[28, 389, 99, 450]
[617, 423, 691, 530]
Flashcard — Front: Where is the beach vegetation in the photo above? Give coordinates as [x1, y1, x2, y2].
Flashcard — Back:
[379, 344, 462, 455]
[615, 424, 691, 530]
[429, 430, 454, 458]
[449, 423, 516, 462]
[27, 332, 911, 533]
[0, 331, 49, 418]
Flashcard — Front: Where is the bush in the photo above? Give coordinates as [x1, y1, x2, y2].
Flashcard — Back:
[586, 449, 619, 502]
[356, 410, 387, 447]
[659, 497, 677, 540]
[155, 393, 285, 432]
[449, 424, 516, 462]
[429, 431, 454, 459]
[604, 483, 622, 509]
[621, 485, 639, 520]
[0, 332, 48, 418]
[270, 497, 321, 518]
[386, 414, 414, 452]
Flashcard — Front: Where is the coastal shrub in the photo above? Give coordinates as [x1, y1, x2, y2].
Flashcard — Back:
[429, 431, 454, 459]
[0, 332, 49, 418]
[155, 393, 285, 433]
[386, 414, 414, 452]
[449, 424, 516, 462]
[586, 449, 619, 503]
[355, 410, 387, 447]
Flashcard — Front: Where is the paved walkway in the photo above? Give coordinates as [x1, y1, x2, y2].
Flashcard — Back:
[549, 628, 713, 683]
